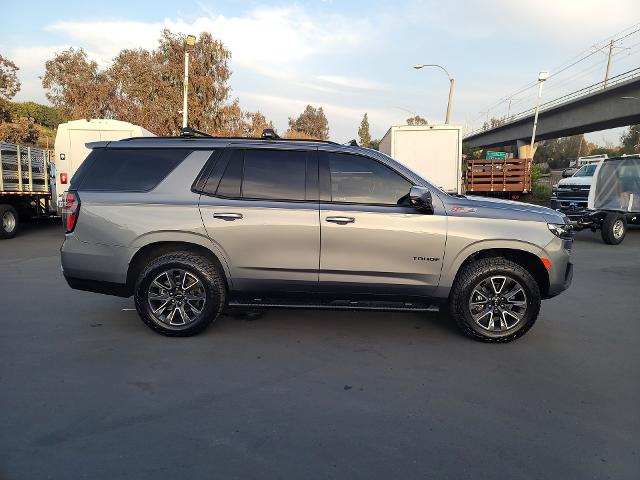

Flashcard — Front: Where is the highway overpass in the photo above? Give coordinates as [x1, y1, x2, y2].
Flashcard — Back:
[464, 69, 640, 150]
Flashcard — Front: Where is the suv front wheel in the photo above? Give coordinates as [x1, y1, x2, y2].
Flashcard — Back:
[134, 252, 226, 336]
[449, 258, 541, 342]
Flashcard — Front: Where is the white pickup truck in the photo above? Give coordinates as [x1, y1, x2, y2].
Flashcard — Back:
[551, 162, 600, 220]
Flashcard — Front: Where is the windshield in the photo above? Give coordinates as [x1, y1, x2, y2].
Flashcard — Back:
[574, 164, 597, 177]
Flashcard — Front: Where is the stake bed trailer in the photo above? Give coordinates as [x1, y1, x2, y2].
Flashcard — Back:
[0, 142, 55, 239]
[464, 157, 532, 197]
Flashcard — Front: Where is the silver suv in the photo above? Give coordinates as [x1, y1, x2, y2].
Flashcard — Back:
[61, 132, 573, 342]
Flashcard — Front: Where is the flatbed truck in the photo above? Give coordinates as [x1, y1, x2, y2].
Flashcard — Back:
[0, 142, 55, 239]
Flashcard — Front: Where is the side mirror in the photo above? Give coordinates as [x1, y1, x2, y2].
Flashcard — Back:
[409, 186, 434, 213]
[562, 169, 571, 178]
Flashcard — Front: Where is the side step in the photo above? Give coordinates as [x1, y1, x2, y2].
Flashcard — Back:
[227, 297, 440, 313]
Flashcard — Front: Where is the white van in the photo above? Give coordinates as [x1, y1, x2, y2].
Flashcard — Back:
[54, 119, 154, 210]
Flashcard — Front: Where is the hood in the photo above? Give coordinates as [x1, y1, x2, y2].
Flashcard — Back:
[557, 176, 592, 187]
[440, 194, 566, 224]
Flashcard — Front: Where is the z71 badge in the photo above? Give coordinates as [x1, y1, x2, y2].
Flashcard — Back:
[451, 206, 477, 213]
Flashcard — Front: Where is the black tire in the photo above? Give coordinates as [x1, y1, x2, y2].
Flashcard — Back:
[601, 213, 626, 245]
[0, 205, 19, 239]
[449, 257, 541, 343]
[134, 252, 226, 336]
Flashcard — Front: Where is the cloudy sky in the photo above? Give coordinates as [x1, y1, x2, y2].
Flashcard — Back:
[2, 0, 639, 143]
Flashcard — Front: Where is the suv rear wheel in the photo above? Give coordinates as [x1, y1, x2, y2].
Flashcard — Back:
[134, 252, 226, 336]
[449, 257, 541, 342]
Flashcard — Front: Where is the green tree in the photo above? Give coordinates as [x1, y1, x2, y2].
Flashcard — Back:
[9, 102, 65, 129]
[358, 113, 371, 147]
[0, 54, 20, 101]
[0, 54, 21, 121]
[42, 47, 113, 120]
[287, 105, 329, 140]
[0, 116, 39, 145]
[368, 138, 381, 151]
[534, 134, 590, 168]
[406, 115, 428, 126]
[0, 55, 43, 146]
[42, 30, 274, 136]
[620, 124, 639, 154]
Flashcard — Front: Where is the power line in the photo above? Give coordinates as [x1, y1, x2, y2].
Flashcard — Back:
[473, 22, 640, 120]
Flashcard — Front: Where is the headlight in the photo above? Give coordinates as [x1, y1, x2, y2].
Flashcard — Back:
[548, 223, 573, 239]
[552, 184, 558, 193]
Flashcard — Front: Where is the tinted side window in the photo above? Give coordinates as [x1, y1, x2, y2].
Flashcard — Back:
[216, 150, 243, 198]
[76, 148, 189, 191]
[328, 153, 411, 205]
[242, 150, 307, 201]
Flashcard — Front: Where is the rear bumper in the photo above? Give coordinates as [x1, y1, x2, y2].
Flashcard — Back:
[61, 234, 132, 285]
[64, 274, 129, 297]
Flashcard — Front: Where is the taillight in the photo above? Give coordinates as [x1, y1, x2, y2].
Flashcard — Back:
[62, 191, 81, 233]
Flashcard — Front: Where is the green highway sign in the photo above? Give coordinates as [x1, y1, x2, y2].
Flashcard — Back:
[486, 151, 508, 160]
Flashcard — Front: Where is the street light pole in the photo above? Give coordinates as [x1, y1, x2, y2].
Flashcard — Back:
[413, 64, 454, 124]
[182, 35, 197, 129]
[529, 70, 549, 159]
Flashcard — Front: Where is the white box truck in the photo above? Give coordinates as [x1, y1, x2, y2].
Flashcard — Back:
[54, 119, 154, 210]
[379, 124, 462, 194]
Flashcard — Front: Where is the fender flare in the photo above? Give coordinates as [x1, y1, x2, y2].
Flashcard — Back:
[128, 230, 233, 288]
[439, 239, 544, 290]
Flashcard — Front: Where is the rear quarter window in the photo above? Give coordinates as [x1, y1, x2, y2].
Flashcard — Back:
[74, 148, 190, 191]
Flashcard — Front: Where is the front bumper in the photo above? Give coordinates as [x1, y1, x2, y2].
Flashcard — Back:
[542, 236, 574, 299]
[550, 196, 589, 220]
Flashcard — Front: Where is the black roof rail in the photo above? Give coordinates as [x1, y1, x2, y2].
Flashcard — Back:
[119, 129, 343, 146]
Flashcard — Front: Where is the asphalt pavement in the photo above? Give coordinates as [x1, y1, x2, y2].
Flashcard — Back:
[1, 218, 638, 479]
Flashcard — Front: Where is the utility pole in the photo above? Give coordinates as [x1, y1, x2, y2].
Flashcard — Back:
[182, 35, 197, 129]
[604, 40, 614, 89]
[530, 71, 549, 159]
[445, 77, 455, 124]
[182, 51, 190, 128]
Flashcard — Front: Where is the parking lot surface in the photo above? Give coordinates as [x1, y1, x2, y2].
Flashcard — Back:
[1, 219, 638, 479]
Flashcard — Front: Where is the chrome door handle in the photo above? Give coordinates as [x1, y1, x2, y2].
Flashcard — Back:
[325, 216, 355, 224]
[213, 213, 243, 220]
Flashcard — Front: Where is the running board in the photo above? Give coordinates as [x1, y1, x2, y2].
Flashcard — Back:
[227, 298, 440, 313]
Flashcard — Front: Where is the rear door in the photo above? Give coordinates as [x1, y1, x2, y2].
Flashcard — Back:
[199, 146, 320, 292]
[318, 150, 447, 297]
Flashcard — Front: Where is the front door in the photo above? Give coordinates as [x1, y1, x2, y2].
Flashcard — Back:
[319, 151, 447, 297]
[199, 147, 320, 292]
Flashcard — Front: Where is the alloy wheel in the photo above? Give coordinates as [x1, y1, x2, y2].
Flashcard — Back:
[468, 276, 528, 332]
[147, 268, 207, 326]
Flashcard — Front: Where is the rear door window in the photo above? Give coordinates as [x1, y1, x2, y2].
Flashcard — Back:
[75, 148, 190, 191]
[242, 149, 307, 201]
[212, 148, 313, 201]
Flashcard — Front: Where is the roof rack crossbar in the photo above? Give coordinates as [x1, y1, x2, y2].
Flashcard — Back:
[180, 127, 213, 138]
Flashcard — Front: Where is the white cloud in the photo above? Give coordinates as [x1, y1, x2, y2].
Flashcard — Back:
[316, 75, 390, 91]
[45, 5, 369, 68]
[9, 45, 68, 102]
